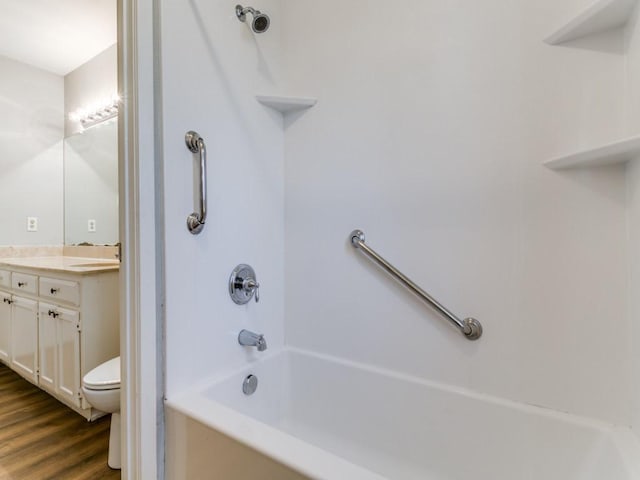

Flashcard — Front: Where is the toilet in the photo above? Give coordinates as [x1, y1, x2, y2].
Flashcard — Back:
[82, 356, 121, 469]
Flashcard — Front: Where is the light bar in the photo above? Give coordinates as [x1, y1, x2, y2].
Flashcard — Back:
[69, 94, 120, 129]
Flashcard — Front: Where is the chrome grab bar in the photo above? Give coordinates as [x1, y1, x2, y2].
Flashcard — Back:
[349, 230, 483, 341]
[185, 131, 207, 234]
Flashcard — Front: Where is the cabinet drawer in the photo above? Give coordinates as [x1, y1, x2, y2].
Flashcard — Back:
[12, 273, 37, 296]
[0, 270, 10, 288]
[40, 277, 80, 306]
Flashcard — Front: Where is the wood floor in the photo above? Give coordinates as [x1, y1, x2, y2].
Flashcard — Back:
[0, 363, 120, 480]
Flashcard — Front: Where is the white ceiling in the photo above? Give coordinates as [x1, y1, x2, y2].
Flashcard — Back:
[0, 0, 116, 76]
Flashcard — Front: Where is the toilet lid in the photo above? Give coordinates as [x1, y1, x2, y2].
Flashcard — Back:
[83, 356, 120, 390]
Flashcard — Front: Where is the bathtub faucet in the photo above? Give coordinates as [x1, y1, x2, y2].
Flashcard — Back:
[238, 329, 267, 352]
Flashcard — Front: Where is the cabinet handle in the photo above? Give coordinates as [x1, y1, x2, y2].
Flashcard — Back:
[17, 282, 26, 287]
[3, 298, 11, 305]
[50, 288, 59, 295]
[185, 131, 207, 235]
[48, 309, 59, 318]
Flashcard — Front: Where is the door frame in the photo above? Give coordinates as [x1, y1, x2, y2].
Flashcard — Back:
[119, 0, 164, 478]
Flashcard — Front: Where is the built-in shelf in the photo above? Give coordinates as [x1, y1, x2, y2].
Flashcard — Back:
[545, 0, 638, 45]
[256, 95, 317, 114]
[544, 134, 640, 169]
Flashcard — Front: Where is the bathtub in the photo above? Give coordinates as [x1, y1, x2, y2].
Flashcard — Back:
[166, 348, 640, 480]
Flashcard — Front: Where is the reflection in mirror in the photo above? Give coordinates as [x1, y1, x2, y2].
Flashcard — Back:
[64, 118, 118, 245]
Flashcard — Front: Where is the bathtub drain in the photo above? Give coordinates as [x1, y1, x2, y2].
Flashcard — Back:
[243, 374, 258, 395]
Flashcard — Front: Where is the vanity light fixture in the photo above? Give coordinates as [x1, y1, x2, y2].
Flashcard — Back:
[69, 94, 120, 130]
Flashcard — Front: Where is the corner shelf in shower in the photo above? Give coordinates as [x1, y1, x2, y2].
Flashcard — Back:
[256, 95, 317, 114]
[544, 134, 640, 169]
[545, 0, 638, 45]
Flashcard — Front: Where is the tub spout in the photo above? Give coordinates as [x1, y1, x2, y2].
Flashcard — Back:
[238, 329, 267, 352]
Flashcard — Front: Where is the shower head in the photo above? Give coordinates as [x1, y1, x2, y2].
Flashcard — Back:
[236, 4, 270, 33]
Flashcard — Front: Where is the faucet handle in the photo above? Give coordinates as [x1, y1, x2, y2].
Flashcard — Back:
[243, 278, 260, 303]
[230, 264, 260, 305]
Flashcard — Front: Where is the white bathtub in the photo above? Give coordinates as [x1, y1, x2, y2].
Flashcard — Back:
[166, 348, 640, 480]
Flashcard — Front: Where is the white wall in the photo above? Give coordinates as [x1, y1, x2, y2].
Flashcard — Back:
[282, 0, 630, 425]
[0, 55, 64, 245]
[160, 0, 286, 396]
[627, 3, 640, 130]
[629, 159, 640, 435]
[625, 3, 640, 436]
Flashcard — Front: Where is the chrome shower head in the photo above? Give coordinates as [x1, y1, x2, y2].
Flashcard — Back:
[236, 4, 270, 33]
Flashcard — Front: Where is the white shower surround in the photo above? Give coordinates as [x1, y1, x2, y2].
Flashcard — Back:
[159, 0, 640, 477]
[167, 348, 640, 479]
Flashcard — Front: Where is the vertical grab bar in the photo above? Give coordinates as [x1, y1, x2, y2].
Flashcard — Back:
[350, 230, 483, 341]
[185, 131, 207, 234]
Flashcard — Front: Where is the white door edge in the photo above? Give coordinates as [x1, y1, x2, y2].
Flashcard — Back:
[119, 0, 163, 478]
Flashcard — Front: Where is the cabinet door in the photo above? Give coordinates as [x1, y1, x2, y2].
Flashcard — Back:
[0, 290, 11, 363]
[57, 308, 80, 407]
[38, 302, 81, 407]
[37, 303, 58, 393]
[11, 297, 38, 384]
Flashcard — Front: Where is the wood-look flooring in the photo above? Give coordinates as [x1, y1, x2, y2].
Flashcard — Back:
[0, 363, 120, 480]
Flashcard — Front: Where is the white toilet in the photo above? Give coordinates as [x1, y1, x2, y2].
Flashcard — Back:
[82, 356, 121, 469]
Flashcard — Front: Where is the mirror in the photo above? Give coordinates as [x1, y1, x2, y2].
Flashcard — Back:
[64, 119, 118, 245]
[0, 9, 117, 248]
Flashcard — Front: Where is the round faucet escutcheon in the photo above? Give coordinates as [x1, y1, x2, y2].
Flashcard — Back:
[229, 264, 260, 304]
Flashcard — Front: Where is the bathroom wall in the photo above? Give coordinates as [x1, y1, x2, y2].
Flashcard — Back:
[625, 4, 640, 436]
[627, 4, 640, 130]
[629, 160, 640, 436]
[160, 0, 286, 395]
[282, 0, 630, 425]
[0, 55, 64, 246]
[64, 44, 118, 136]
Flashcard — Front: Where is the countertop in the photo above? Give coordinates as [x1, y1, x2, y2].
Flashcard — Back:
[0, 256, 120, 274]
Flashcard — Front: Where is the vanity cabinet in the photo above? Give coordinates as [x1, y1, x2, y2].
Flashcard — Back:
[0, 262, 119, 419]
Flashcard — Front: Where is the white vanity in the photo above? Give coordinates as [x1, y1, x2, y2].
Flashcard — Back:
[0, 257, 119, 420]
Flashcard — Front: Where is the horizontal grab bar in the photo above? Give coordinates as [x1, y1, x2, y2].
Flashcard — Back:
[349, 230, 482, 341]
